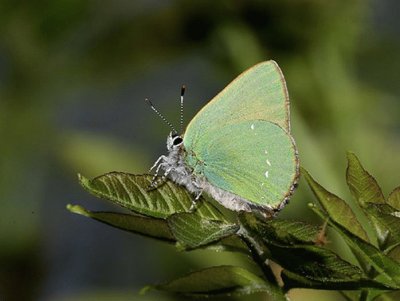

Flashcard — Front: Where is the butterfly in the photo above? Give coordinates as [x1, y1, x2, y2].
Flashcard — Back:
[147, 61, 299, 218]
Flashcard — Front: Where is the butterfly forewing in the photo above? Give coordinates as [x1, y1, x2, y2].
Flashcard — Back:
[184, 60, 290, 152]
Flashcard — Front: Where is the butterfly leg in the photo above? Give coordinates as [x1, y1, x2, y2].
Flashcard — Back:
[149, 155, 167, 172]
[188, 179, 203, 211]
[148, 162, 169, 190]
[195, 190, 203, 200]
[160, 166, 173, 181]
[188, 190, 203, 212]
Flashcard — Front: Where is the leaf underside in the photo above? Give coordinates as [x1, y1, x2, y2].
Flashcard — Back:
[346, 152, 385, 206]
[167, 212, 239, 249]
[301, 167, 369, 242]
[78, 172, 224, 220]
[142, 265, 287, 300]
[239, 213, 388, 291]
[67, 204, 175, 242]
[303, 156, 400, 296]
[311, 205, 400, 288]
[388, 187, 400, 211]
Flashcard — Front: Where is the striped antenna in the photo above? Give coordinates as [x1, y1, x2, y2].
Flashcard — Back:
[180, 85, 186, 134]
[145, 98, 177, 134]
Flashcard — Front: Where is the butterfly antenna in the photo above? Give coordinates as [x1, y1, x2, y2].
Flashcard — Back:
[180, 85, 186, 134]
[145, 98, 178, 134]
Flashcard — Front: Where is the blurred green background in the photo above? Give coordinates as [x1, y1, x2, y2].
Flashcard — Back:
[0, 1, 399, 300]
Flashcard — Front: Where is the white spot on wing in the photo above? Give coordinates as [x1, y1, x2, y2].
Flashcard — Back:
[251, 124, 255, 130]
[264, 171, 269, 178]
[266, 159, 271, 166]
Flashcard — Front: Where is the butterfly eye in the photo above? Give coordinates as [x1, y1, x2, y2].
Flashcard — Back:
[173, 137, 183, 145]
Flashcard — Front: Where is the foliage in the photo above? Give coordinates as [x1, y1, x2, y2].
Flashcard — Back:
[68, 152, 400, 300]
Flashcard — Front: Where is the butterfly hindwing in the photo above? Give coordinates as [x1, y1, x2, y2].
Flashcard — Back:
[184, 120, 298, 208]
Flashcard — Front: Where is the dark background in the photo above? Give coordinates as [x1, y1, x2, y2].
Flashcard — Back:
[1, 1, 399, 300]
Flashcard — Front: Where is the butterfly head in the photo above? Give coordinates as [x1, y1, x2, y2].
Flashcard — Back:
[167, 132, 183, 151]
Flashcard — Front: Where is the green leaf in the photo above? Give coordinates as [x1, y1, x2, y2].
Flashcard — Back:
[141, 265, 287, 300]
[346, 152, 385, 205]
[238, 213, 321, 246]
[276, 244, 364, 283]
[78, 173, 224, 220]
[255, 218, 322, 245]
[388, 245, 400, 263]
[209, 236, 250, 254]
[167, 212, 239, 249]
[239, 214, 375, 289]
[270, 242, 378, 290]
[281, 269, 392, 290]
[346, 152, 388, 242]
[66, 204, 175, 242]
[364, 203, 400, 244]
[340, 291, 361, 301]
[67, 204, 247, 253]
[311, 205, 400, 287]
[388, 187, 400, 211]
[302, 167, 369, 242]
[373, 290, 400, 301]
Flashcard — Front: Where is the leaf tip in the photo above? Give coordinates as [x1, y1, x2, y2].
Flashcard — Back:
[139, 285, 153, 295]
[77, 173, 90, 189]
[299, 166, 307, 175]
[66, 204, 90, 217]
[300, 167, 315, 187]
[346, 151, 360, 167]
[175, 241, 188, 252]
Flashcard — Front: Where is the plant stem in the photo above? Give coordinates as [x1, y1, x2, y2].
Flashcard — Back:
[359, 289, 368, 301]
[358, 227, 391, 301]
[237, 225, 278, 285]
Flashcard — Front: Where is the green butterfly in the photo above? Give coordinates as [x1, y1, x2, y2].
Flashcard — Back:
[148, 61, 299, 218]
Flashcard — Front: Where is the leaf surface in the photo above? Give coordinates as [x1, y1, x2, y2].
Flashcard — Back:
[67, 204, 175, 242]
[78, 173, 223, 220]
[167, 212, 239, 249]
[253, 218, 322, 245]
[364, 203, 400, 244]
[240, 214, 374, 289]
[388, 187, 400, 211]
[142, 265, 287, 300]
[302, 167, 369, 242]
[346, 152, 385, 206]
[282, 269, 391, 290]
[311, 205, 400, 287]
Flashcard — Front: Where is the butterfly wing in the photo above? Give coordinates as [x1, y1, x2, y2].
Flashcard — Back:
[184, 60, 291, 152]
[184, 120, 297, 208]
[183, 61, 298, 209]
